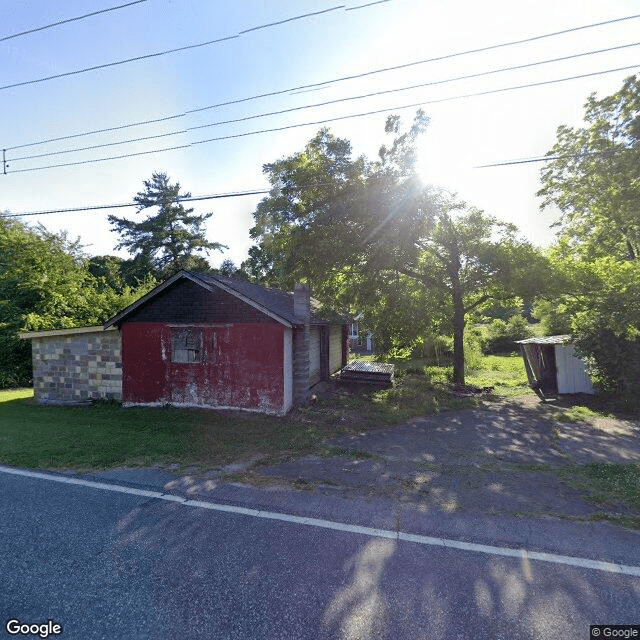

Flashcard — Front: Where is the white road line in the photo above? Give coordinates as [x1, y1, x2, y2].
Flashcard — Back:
[1, 464, 639, 578]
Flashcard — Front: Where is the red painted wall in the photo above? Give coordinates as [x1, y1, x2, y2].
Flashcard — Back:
[122, 322, 285, 412]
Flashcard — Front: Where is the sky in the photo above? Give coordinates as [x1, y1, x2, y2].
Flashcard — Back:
[1, 0, 639, 268]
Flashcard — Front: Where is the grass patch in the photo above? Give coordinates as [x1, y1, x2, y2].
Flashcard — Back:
[0, 388, 34, 403]
[0, 389, 329, 470]
[556, 463, 640, 512]
[0, 375, 474, 471]
[556, 405, 608, 423]
[389, 353, 531, 397]
[466, 353, 530, 396]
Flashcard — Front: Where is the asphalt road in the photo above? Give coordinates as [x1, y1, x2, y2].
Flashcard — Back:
[1, 469, 638, 640]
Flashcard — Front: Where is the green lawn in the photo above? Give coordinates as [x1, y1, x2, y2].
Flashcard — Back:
[0, 355, 553, 472]
[0, 355, 532, 471]
[0, 388, 34, 402]
[0, 376, 476, 471]
[466, 354, 530, 396]
[387, 352, 532, 397]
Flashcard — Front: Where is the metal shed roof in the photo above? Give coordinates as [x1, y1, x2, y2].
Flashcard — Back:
[516, 335, 571, 345]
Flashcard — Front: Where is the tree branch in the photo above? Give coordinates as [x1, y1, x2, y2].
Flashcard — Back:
[463, 294, 491, 314]
[393, 265, 450, 290]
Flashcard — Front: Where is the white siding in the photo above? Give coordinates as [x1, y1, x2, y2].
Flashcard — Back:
[309, 327, 322, 387]
[555, 345, 595, 394]
[282, 327, 293, 413]
[329, 325, 343, 374]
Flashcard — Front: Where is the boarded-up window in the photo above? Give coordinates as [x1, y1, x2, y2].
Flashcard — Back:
[171, 328, 202, 363]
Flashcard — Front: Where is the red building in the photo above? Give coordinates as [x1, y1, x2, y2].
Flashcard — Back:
[104, 271, 348, 414]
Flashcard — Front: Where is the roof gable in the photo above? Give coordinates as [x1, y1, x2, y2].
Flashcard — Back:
[104, 271, 293, 328]
[104, 271, 348, 329]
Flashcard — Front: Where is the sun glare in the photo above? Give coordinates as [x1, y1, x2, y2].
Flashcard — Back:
[415, 136, 435, 187]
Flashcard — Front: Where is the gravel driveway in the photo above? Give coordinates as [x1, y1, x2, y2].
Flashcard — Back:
[253, 396, 640, 522]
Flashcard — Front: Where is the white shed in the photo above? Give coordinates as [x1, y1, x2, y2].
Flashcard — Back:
[516, 335, 594, 396]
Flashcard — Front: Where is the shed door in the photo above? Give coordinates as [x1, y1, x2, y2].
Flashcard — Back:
[523, 344, 557, 394]
[329, 325, 343, 374]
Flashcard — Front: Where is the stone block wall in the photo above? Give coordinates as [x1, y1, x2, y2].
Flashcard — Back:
[29, 327, 122, 404]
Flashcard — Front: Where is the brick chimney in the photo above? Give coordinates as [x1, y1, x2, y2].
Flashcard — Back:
[292, 283, 310, 405]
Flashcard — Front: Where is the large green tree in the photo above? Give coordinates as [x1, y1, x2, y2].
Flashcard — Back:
[244, 129, 367, 289]
[0, 215, 151, 387]
[536, 76, 640, 402]
[247, 113, 547, 384]
[109, 172, 227, 277]
[538, 74, 640, 261]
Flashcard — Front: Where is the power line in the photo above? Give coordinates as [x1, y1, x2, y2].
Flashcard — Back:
[3, 191, 272, 218]
[346, 0, 392, 11]
[0, 0, 148, 42]
[6, 62, 639, 175]
[475, 149, 616, 168]
[0, 5, 354, 92]
[2, 147, 622, 218]
[5, 12, 640, 151]
[9, 41, 639, 164]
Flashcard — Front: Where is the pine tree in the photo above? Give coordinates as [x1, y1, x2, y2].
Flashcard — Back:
[108, 172, 227, 277]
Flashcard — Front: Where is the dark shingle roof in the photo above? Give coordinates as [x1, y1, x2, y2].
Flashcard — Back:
[192, 273, 346, 325]
[104, 270, 349, 329]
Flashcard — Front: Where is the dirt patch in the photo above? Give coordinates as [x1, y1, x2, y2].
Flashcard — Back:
[251, 396, 640, 523]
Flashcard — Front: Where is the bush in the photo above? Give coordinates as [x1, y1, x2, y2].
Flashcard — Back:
[484, 315, 532, 354]
[0, 334, 32, 389]
[533, 298, 572, 336]
[570, 259, 640, 407]
[464, 327, 484, 370]
[413, 334, 453, 364]
[379, 346, 413, 361]
[574, 328, 640, 406]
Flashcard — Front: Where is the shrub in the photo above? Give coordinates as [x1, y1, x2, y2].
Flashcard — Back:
[573, 328, 640, 406]
[0, 334, 32, 389]
[484, 315, 532, 354]
[464, 327, 484, 370]
[570, 259, 640, 407]
[533, 298, 572, 336]
[379, 346, 413, 361]
[414, 334, 453, 364]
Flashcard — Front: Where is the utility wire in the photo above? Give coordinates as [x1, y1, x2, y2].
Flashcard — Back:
[0, 5, 351, 92]
[3, 191, 272, 218]
[2, 148, 621, 218]
[475, 149, 616, 168]
[346, 0, 392, 11]
[6, 62, 639, 175]
[3, 179, 372, 217]
[0, 0, 148, 42]
[6, 12, 639, 150]
[9, 41, 639, 163]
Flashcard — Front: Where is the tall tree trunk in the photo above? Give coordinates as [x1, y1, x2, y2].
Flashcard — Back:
[447, 231, 465, 386]
[452, 285, 465, 385]
[626, 237, 636, 261]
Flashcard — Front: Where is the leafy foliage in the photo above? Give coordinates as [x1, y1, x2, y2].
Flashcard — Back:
[0, 215, 152, 388]
[536, 75, 640, 404]
[246, 113, 549, 383]
[538, 75, 640, 260]
[571, 259, 640, 404]
[484, 315, 532, 354]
